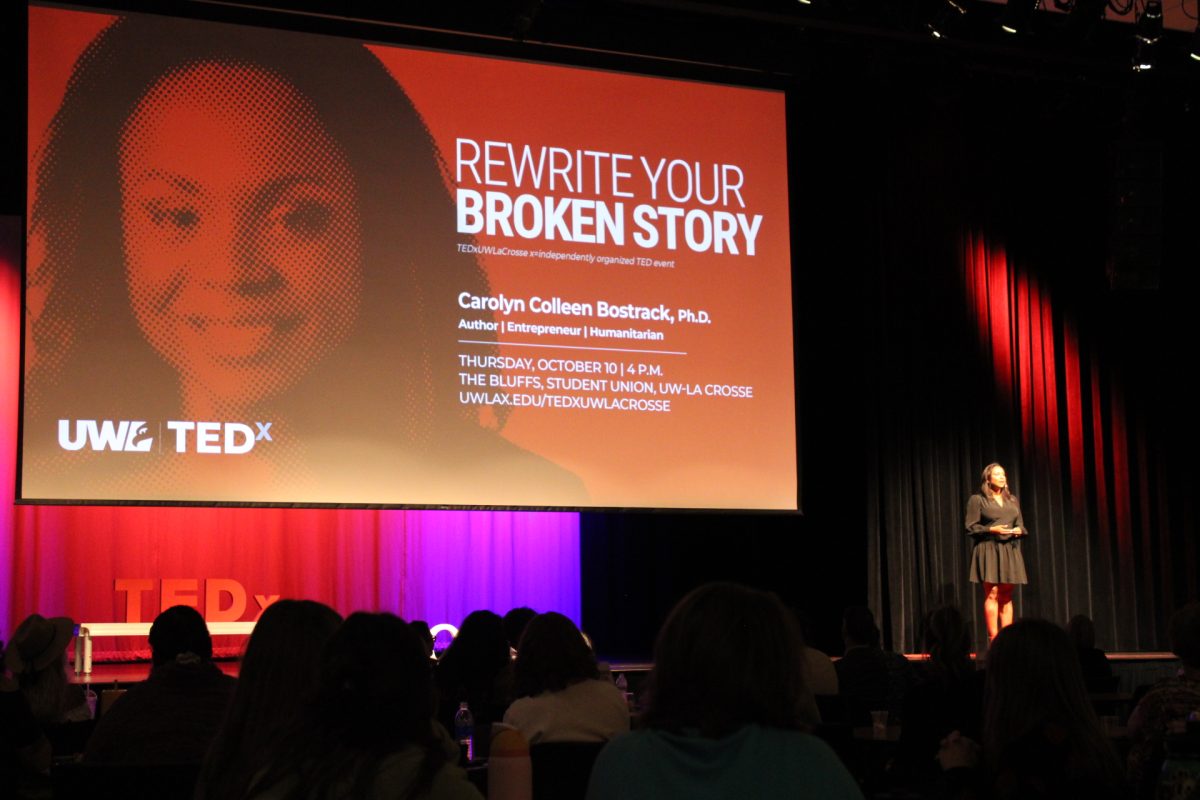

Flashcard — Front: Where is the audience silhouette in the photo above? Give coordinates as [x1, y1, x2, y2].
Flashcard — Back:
[893, 605, 984, 788]
[1, 637, 53, 797]
[504, 612, 628, 745]
[837, 605, 913, 726]
[1127, 601, 1200, 798]
[10, 593, 1184, 799]
[1067, 614, 1116, 694]
[248, 612, 481, 799]
[586, 582, 862, 799]
[197, 600, 342, 800]
[434, 610, 514, 756]
[5, 614, 90, 734]
[937, 617, 1127, 799]
[503, 608, 538, 656]
[84, 605, 236, 765]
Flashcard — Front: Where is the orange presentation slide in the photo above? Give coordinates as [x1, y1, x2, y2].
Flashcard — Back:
[22, 5, 796, 510]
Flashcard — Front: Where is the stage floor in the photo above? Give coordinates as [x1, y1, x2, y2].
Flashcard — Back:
[73, 660, 241, 685]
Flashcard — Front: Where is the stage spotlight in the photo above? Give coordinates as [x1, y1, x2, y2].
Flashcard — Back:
[1132, 39, 1157, 72]
[928, 0, 967, 39]
[1131, 1, 1161, 72]
[1135, 0, 1163, 44]
[1000, 0, 1040, 35]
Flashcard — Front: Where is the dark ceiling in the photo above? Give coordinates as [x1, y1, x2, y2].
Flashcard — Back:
[4, 0, 1197, 214]
[174, 0, 1200, 77]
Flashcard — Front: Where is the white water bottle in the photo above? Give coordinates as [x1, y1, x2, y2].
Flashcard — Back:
[454, 701, 475, 762]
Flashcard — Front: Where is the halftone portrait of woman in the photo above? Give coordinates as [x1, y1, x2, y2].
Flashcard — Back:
[24, 9, 585, 505]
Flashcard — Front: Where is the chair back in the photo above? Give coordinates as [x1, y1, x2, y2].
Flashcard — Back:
[529, 741, 607, 800]
[98, 688, 127, 718]
[52, 761, 201, 799]
[815, 693, 850, 726]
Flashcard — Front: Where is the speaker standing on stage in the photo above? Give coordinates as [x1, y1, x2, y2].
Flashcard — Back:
[965, 463, 1028, 642]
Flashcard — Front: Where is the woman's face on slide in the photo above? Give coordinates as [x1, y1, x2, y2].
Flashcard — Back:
[119, 63, 361, 413]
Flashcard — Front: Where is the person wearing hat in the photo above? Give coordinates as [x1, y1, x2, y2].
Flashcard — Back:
[6, 614, 90, 729]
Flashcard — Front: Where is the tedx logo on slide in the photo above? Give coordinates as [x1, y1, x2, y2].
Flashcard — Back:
[57, 419, 273, 454]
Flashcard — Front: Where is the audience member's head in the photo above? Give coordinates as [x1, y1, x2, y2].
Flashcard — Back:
[321, 613, 437, 744]
[6, 614, 79, 725]
[198, 599, 342, 800]
[149, 605, 212, 667]
[1065, 614, 1097, 651]
[255, 612, 445, 798]
[229, 599, 342, 720]
[5, 615, 73, 675]
[843, 605, 881, 649]
[503, 607, 538, 653]
[922, 605, 972, 678]
[643, 582, 810, 738]
[438, 609, 511, 690]
[409, 620, 434, 659]
[513, 612, 597, 698]
[983, 618, 1123, 786]
[790, 606, 820, 651]
[1168, 601, 1200, 669]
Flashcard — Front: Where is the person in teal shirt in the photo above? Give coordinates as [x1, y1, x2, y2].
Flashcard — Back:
[586, 582, 864, 800]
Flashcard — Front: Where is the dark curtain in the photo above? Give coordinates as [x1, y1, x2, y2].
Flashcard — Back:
[867, 67, 1200, 654]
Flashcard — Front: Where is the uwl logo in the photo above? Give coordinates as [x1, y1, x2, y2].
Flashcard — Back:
[58, 420, 153, 452]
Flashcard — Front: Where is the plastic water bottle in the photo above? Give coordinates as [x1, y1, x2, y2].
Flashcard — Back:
[615, 672, 634, 711]
[454, 701, 475, 763]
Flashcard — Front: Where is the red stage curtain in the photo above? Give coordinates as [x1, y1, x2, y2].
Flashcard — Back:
[867, 227, 1191, 652]
[958, 231, 1179, 647]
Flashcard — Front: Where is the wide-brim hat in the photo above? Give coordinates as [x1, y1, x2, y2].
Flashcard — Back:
[5, 614, 75, 673]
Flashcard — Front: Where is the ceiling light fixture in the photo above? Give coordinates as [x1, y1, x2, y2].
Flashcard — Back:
[1132, 39, 1157, 71]
[1001, 0, 1041, 35]
[1135, 0, 1163, 44]
[928, 0, 967, 39]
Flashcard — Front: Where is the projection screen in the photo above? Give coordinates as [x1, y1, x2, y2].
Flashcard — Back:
[21, 4, 797, 510]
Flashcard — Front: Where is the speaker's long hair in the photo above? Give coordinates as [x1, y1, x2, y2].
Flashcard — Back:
[978, 462, 1015, 503]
